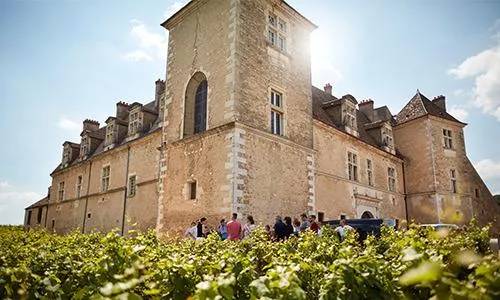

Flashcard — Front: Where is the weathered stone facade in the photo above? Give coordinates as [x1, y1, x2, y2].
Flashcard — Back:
[25, 0, 499, 235]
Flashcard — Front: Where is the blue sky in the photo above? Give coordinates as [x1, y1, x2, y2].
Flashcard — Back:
[1, 0, 499, 225]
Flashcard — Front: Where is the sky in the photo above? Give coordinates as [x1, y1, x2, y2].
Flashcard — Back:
[1, 0, 499, 225]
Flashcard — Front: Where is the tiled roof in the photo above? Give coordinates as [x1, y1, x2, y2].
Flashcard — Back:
[25, 196, 48, 209]
[395, 91, 465, 125]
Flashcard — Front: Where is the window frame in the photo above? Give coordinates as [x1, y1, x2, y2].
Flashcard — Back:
[266, 13, 287, 52]
[270, 89, 284, 136]
[128, 174, 137, 197]
[450, 169, 457, 193]
[366, 159, 374, 186]
[443, 129, 453, 149]
[194, 80, 208, 134]
[58, 181, 65, 201]
[387, 167, 396, 192]
[76, 175, 83, 198]
[189, 181, 197, 200]
[101, 166, 110, 192]
[347, 151, 358, 181]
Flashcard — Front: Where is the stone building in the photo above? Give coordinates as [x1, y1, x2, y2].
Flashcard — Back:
[25, 0, 499, 235]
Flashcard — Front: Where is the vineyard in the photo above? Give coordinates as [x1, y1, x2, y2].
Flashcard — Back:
[1, 223, 499, 299]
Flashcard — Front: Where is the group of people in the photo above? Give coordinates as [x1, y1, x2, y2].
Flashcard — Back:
[184, 213, 354, 241]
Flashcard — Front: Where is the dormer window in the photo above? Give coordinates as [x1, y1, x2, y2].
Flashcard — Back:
[128, 110, 141, 135]
[382, 127, 394, 148]
[80, 136, 88, 158]
[344, 103, 357, 129]
[105, 123, 115, 146]
[62, 146, 70, 166]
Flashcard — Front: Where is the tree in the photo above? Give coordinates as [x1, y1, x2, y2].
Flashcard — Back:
[494, 194, 500, 205]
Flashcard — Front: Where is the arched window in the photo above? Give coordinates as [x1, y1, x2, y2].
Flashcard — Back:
[184, 72, 208, 137]
[194, 80, 207, 134]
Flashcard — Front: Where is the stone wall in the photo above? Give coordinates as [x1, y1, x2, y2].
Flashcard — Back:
[314, 121, 407, 223]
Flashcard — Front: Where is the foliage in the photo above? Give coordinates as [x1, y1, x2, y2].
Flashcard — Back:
[494, 194, 500, 206]
[1, 221, 499, 299]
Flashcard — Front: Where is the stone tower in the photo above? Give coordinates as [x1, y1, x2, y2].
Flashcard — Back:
[157, 0, 317, 232]
[394, 92, 500, 227]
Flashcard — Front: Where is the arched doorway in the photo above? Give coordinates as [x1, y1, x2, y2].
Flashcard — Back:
[361, 211, 374, 219]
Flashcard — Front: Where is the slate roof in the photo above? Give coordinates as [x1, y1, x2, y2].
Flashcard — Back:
[25, 197, 48, 209]
[395, 91, 466, 125]
[312, 86, 389, 150]
[51, 100, 161, 175]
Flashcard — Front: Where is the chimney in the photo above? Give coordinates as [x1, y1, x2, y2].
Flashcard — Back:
[359, 99, 374, 122]
[323, 83, 332, 95]
[116, 101, 129, 120]
[82, 119, 100, 132]
[432, 95, 446, 111]
[155, 79, 166, 108]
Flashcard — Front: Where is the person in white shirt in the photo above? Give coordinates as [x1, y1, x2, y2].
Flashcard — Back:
[242, 215, 257, 238]
[184, 221, 197, 239]
[334, 219, 354, 241]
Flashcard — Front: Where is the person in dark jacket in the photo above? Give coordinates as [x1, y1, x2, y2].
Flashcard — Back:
[274, 215, 287, 241]
[284, 216, 294, 238]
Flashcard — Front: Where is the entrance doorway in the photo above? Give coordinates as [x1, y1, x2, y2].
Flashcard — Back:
[361, 211, 374, 219]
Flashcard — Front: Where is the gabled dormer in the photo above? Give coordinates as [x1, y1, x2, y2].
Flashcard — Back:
[104, 116, 128, 151]
[340, 94, 358, 137]
[61, 141, 80, 168]
[79, 119, 104, 159]
[359, 99, 395, 154]
[126, 102, 159, 141]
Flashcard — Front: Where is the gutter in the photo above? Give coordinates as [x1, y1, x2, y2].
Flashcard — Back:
[82, 161, 93, 233]
[120, 146, 131, 236]
[402, 160, 410, 227]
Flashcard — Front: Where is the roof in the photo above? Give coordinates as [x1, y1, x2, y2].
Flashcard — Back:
[395, 91, 466, 125]
[25, 197, 48, 209]
[52, 100, 162, 176]
[311, 86, 386, 150]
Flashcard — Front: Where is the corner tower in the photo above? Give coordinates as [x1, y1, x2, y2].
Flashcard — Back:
[158, 0, 317, 233]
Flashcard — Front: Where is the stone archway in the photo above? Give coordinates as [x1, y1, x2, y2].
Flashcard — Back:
[361, 211, 374, 219]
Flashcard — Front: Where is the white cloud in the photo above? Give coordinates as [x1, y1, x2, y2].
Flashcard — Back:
[474, 159, 500, 180]
[57, 116, 80, 132]
[164, 1, 189, 19]
[448, 22, 500, 121]
[123, 20, 167, 62]
[448, 106, 469, 121]
[0, 182, 42, 225]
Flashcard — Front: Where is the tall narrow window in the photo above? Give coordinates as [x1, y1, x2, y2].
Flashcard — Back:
[344, 104, 357, 128]
[105, 123, 115, 145]
[80, 136, 88, 157]
[388, 167, 396, 192]
[37, 207, 43, 224]
[348, 152, 358, 181]
[366, 159, 373, 186]
[58, 181, 65, 201]
[190, 181, 197, 200]
[270, 90, 284, 135]
[194, 80, 208, 134]
[101, 166, 110, 192]
[27, 210, 32, 225]
[76, 175, 82, 198]
[451, 169, 457, 193]
[443, 129, 453, 149]
[475, 188, 480, 198]
[128, 175, 136, 197]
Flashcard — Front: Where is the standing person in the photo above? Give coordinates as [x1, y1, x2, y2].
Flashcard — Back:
[283, 216, 293, 239]
[274, 215, 287, 241]
[334, 219, 354, 241]
[309, 215, 319, 234]
[218, 219, 228, 240]
[242, 215, 257, 239]
[226, 213, 242, 241]
[299, 213, 310, 232]
[292, 218, 301, 236]
[184, 221, 197, 239]
[196, 217, 207, 239]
